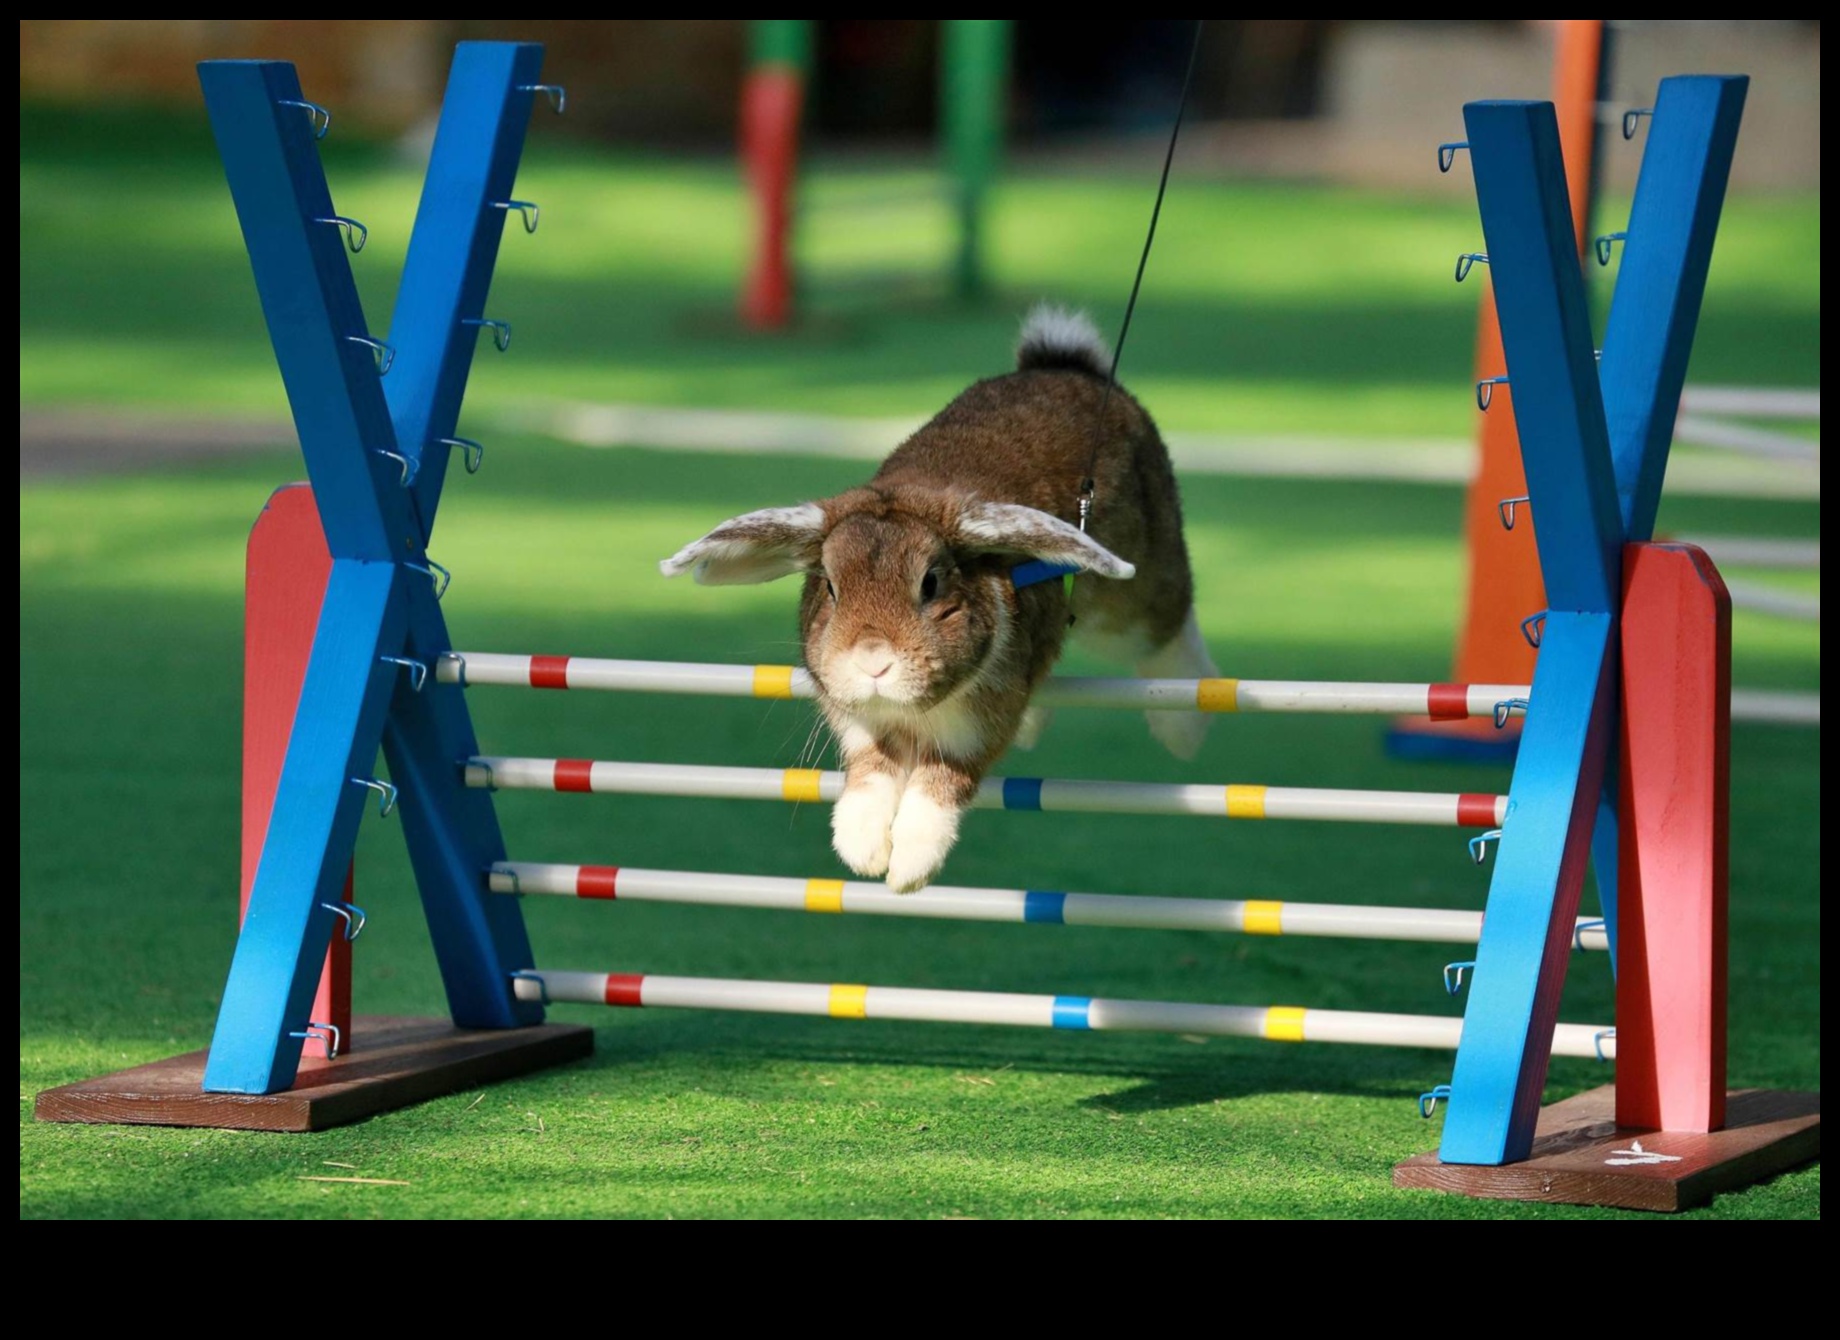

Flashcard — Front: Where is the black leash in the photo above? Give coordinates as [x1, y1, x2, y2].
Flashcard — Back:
[1078, 19, 1205, 534]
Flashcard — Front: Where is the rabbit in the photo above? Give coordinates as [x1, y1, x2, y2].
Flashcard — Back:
[661, 304, 1217, 892]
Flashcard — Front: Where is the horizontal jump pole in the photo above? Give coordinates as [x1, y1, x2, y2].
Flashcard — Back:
[437, 652, 1530, 720]
[490, 860, 1610, 950]
[466, 757, 1509, 827]
[510, 968, 1615, 1059]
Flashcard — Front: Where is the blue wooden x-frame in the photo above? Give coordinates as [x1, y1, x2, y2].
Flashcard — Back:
[200, 45, 554, 1093]
[1438, 76, 1746, 1163]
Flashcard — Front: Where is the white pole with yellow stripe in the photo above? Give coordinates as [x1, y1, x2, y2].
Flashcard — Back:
[488, 861, 1612, 950]
[464, 757, 1508, 827]
[436, 652, 1528, 720]
[509, 969, 1615, 1058]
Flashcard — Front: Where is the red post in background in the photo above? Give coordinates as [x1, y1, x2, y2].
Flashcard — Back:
[1615, 543, 1730, 1132]
[243, 483, 352, 1059]
[1393, 20, 1605, 759]
[738, 21, 812, 331]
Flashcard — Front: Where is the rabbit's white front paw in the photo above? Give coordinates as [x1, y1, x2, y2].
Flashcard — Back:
[831, 774, 900, 877]
[885, 790, 962, 893]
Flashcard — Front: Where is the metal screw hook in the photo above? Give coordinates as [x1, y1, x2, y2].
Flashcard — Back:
[380, 655, 428, 692]
[1437, 142, 1469, 173]
[439, 437, 486, 473]
[1498, 495, 1530, 530]
[493, 200, 540, 234]
[1622, 108, 1652, 140]
[321, 901, 369, 942]
[1573, 918, 1607, 953]
[289, 1020, 343, 1059]
[1468, 829, 1504, 865]
[1594, 231, 1628, 267]
[1443, 961, 1477, 996]
[1419, 1085, 1453, 1119]
[463, 318, 512, 352]
[1492, 697, 1530, 730]
[407, 560, 451, 600]
[315, 215, 368, 254]
[374, 449, 418, 487]
[509, 969, 551, 1005]
[1520, 610, 1547, 650]
[520, 84, 567, 114]
[347, 335, 395, 375]
[1477, 376, 1509, 412]
[1594, 1028, 1617, 1062]
[276, 98, 331, 139]
[1455, 252, 1489, 283]
[350, 776, 398, 817]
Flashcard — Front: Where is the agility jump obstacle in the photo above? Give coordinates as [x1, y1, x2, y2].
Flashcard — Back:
[35, 48, 1819, 1209]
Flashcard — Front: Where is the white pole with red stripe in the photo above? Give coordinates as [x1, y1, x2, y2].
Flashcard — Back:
[508, 969, 1615, 1058]
[436, 652, 1529, 721]
[488, 860, 1611, 949]
[464, 756, 1509, 827]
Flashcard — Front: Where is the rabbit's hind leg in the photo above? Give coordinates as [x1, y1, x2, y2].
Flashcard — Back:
[1135, 608, 1219, 761]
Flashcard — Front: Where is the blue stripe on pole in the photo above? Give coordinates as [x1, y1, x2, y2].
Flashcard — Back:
[1051, 996, 1093, 1029]
[1011, 560, 1079, 590]
[1023, 890, 1067, 924]
[1002, 777, 1044, 810]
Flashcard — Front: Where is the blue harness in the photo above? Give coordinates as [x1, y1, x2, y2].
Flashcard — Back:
[1010, 560, 1080, 591]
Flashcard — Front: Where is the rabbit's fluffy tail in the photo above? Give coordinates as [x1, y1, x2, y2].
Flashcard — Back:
[1016, 303, 1108, 378]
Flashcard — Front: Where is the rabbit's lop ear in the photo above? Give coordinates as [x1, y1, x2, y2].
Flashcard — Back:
[660, 503, 826, 584]
[955, 502, 1136, 579]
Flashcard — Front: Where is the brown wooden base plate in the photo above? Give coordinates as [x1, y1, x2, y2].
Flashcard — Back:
[32, 1016, 595, 1133]
[1395, 1085, 1819, 1211]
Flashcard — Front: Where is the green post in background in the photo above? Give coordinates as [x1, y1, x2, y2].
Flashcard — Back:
[941, 19, 1010, 300]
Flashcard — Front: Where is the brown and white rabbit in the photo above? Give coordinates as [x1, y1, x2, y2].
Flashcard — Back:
[662, 305, 1217, 891]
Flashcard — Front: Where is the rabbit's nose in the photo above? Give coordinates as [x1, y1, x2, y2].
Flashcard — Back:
[851, 641, 896, 679]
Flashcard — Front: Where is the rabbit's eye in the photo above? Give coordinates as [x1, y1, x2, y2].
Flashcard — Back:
[920, 570, 940, 602]
[825, 577, 837, 600]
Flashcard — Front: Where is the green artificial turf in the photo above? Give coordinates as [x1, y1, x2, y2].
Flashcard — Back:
[19, 104, 1819, 1218]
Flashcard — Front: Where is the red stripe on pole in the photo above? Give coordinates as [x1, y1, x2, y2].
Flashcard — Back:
[576, 865, 619, 899]
[1427, 683, 1471, 721]
[554, 759, 596, 793]
[529, 655, 571, 689]
[604, 974, 645, 1007]
[1457, 794, 1501, 827]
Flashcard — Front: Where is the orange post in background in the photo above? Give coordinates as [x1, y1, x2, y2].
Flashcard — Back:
[242, 484, 352, 1058]
[1393, 20, 1607, 760]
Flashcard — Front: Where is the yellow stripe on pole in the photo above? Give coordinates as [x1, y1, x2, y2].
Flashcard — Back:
[782, 768, 824, 802]
[1225, 784, 1267, 819]
[752, 664, 796, 699]
[1262, 1006, 1307, 1042]
[829, 984, 869, 1019]
[1242, 900, 1284, 935]
[804, 879, 846, 913]
[1196, 678, 1240, 712]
